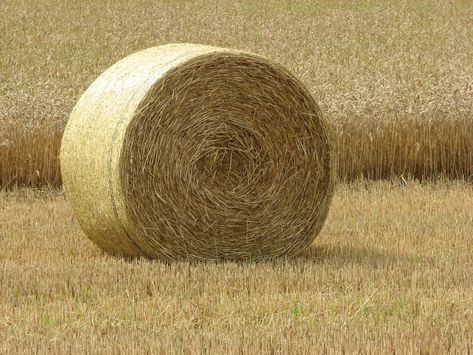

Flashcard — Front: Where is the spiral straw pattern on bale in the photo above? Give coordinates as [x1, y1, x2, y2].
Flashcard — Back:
[60, 43, 336, 261]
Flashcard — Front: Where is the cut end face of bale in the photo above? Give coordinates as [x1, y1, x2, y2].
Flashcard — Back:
[60, 43, 336, 261]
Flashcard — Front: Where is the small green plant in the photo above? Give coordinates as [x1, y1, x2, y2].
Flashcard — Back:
[39, 311, 59, 328]
[291, 301, 302, 317]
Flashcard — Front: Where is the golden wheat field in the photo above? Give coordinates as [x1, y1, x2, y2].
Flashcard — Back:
[1, 0, 473, 187]
[1, 0, 473, 353]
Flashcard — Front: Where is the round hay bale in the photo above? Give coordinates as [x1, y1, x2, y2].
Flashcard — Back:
[60, 43, 336, 261]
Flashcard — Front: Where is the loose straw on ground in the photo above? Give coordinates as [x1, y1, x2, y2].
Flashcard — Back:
[60, 43, 336, 261]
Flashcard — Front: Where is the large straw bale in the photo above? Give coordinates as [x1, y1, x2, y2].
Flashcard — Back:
[60, 43, 336, 261]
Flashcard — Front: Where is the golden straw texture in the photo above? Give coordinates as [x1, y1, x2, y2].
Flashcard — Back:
[60, 43, 336, 261]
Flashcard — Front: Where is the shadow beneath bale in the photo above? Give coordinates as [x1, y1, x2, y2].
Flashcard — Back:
[292, 244, 433, 268]
[95, 243, 433, 269]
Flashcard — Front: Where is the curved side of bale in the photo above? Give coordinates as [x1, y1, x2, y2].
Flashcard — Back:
[61, 43, 336, 261]
[61, 44, 221, 256]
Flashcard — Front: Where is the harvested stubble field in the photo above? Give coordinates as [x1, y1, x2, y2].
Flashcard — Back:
[1, 0, 473, 187]
[1, 181, 473, 353]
